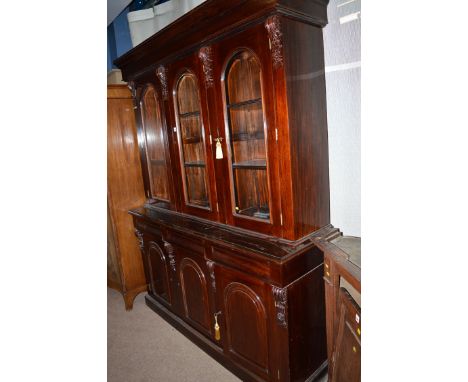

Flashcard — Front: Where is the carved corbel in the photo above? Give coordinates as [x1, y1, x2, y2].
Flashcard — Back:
[127, 80, 136, 98]
[272, 285, 288, 328]
[156, 66, 168, 100]
[206, 260, 216, 291]
[134, 229, 144, 251]
[198, 46, 214, 88]
[163, 240, 176, 272]
[265, 15, 284, 69]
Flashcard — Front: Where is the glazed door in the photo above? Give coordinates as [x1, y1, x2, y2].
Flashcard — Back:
[135, 79, 176, 210]
[167, 53, 219, 221]
[212, 23, 282, 236]
[214, 262, 271, 380]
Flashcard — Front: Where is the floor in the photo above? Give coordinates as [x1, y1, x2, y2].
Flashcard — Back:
[108, 288, 328, 382]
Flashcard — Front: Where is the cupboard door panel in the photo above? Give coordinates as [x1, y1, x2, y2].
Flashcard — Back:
[146, 241, 172, 304]
[216, 264, 270, 379]
[179, 257, 211, 334]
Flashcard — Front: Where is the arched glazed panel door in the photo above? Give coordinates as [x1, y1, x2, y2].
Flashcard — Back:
[140, 85, 171, 205]
[224, 50, 271, 222]
[174, 73, 211, 209]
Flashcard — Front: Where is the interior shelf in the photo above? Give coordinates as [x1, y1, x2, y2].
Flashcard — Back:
[232, 159, 266, 169]
[228, 98, 262, 109]
[231, 130, 264, 141]
[237, 206, 270, 220]
[182, 135, 203, 144]
[184, 161, 206, 168]
[150, 159, 166, 166]
[179, 111, 200, 118]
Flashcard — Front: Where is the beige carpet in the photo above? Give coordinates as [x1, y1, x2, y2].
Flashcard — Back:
[108, 288, 327, 382]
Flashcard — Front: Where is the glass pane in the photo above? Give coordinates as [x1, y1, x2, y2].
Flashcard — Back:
[226, 51, 270, 220]
[232, 168, 270, 220]
[176, 74, 209, 208]
[141, 87, 170, 201]
[185, 167, 209, 207]
[227, 52, 262, 103]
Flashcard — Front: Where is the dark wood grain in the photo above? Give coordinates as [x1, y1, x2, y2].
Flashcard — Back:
[114, 0, 329, 81]
[316, 237, 361, 382]
[281, 17, 330, 238]
[131, 208, 339, 381]
[112, 0, 337, 380]
[330, 289, 361, 382]
[167, 52, 220, 221]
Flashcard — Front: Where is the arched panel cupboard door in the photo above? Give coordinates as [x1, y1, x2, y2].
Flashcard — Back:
[135, 80, 177, 210]
[145, 240, 172, 305]
[214, 263, 271, 380]
[166, 53, 220, 221]
[213, 23, 282, 237]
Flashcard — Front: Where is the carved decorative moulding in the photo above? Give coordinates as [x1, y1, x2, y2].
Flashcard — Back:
[156, 66, 168, 100]
[134, 229, 144, 251]
[265, 15, 283, 69]
[163, 240, 176, 272]
[198, 46, 214, 88]
[127, 80, 136, 98]
[206, 260, 216, 290]
[272, 286, 288, 328]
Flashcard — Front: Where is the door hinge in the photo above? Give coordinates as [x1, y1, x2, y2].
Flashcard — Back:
[280, 213, 283, 226]
[275, 128, 278, 141]
[209, 134, 213, 145]
[216, 202, 219, 212]
[269, 38, 272, 50]
[277, 370, 280, 380]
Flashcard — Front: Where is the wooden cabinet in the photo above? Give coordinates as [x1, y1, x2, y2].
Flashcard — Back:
[116, 0, 331, 242]
[114, 1, 336, 380]
[317, 236, 361, 382]
[332, 289, 361, 382]
[107, 84, 147, 310]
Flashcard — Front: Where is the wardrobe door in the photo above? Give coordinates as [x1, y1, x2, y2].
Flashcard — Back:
[168, 53, 219, 221]
[214, 23, 282, 236]
[137, 82, 176, 209]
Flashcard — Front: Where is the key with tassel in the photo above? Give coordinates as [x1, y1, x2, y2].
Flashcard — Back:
[214, 137, 223, 159]
[214, 311, 221, 341]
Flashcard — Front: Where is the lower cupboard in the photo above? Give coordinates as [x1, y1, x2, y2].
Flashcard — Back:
[132, 207, 339, 381]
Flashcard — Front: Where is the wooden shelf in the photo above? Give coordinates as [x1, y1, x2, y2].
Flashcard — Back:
[182, 136, 203, 144]
[150, 159, 166, 166]
[189, 199, 210, 208]
[231, 130, 264, 142]
[228, 98, 262, 109]
[179, 111, 200, 118]
[237, 206, 270, 220]
[184, 161, 206, 168]
[232, 159, 266, 170]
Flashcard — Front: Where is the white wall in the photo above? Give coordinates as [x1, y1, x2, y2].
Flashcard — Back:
[323, 0, 361, 236]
